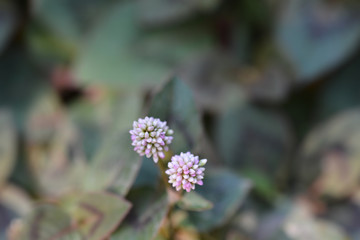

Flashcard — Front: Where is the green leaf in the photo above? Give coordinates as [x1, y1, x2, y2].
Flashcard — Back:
[238, 60, 292, 103]
[35, 0, 115, 47]
[111, 196, 168, 240]
[20, 204, 83, 240]
[78, 91, 142, 195]
[177, 191, 213, 211]
[216, 104, 293, 181]
[316, 55, 360, 121]
[188, 169, 251, 231]
[148, 77, 203, 153]
[0, 46, 47, 131]
[242, 169, 278, 202]
[83, 130, 142, 195]
[74, 1, 214, 88]
[25, 92, 60, 145]
[0, 111, 16, 187]
[64, 192, 131, 240]
[179, 53, 246, 112]
[68, 98, 109, 162]
[69, 90, 141, 161]
[137, 0, 220, 27]
[276, 0, 360, 81]
[133, 157, 161, 188]
[26, 104, 88, 196]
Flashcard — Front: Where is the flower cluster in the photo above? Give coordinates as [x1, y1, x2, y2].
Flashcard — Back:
[165, 152, 207, 192]
[130, 116, 173, 163]
[130, 117, 207, 192]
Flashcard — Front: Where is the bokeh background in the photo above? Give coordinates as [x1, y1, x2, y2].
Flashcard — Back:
[1, 0, 360, 239]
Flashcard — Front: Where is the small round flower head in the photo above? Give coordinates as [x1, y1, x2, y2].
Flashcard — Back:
[166, 152, 207, 192]
[130, 116, 173, 163]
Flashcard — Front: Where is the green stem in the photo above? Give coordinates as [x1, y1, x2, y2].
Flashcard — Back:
[157, 153, 180, 239]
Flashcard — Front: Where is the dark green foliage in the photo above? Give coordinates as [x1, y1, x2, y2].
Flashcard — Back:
[1, 0, 360, 239]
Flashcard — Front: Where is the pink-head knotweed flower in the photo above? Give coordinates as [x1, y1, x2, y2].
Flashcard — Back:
[130, 116, 173, 163]
[166, 152, 207, 192]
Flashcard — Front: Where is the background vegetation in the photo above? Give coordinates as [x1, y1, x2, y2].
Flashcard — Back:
[1, 0, 360, 239]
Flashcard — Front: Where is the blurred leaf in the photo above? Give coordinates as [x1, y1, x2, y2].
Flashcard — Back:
[0, 185, 32, 240]
[75, 90, 142, 195]
[0, 204, 17, 240]
[242, 169, 278, 202]
[0, 111, 16, 187]
[0, 46, 47, 130]
[228, 205, 261, 238]
[0, 185, 33, 218]
[19, 204, 83, 240]
[0, 1, 17, 54]
[256, 200, 349, 240]
[74, 1, 214, 88]
[65, 192, 131, 240]
[149, 77, 203, 153]
[133, 157, 161, 188]
[173, 228, 201, 240]
[35, 0, 116, 46]
[137, 0, 220, 27]
[322, 201, 360, 239]
[316, 54, 360, 120]
[178, 191, 213, 212]
[179, 53, 245, 112]
[26, 22, 76, 64]
[26, 97, 88, 196]
[254, 202, 290, 240]
[68, 91, 115, 160]
[25, 92, 61, 144]
[276, 0, 360, 81]
[316, 150, 360, 198]
[111, 196, 168, 240]
[216, 104, 293, 188]
[166, 210, 201, 240]
[239, 0, 271, 27]
[281, 202, 348, 240]
[238, 61, 293, 103]
[69, 89, 142, 160]
[298, 109, 360, 197]
[83, 130, 142, 195]
[125, 186, 166, 218]
[188, 169, 251, 231]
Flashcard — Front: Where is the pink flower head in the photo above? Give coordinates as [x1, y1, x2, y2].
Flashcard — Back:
[130, 116, 173, 163]
[166, 152, 207, 192]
